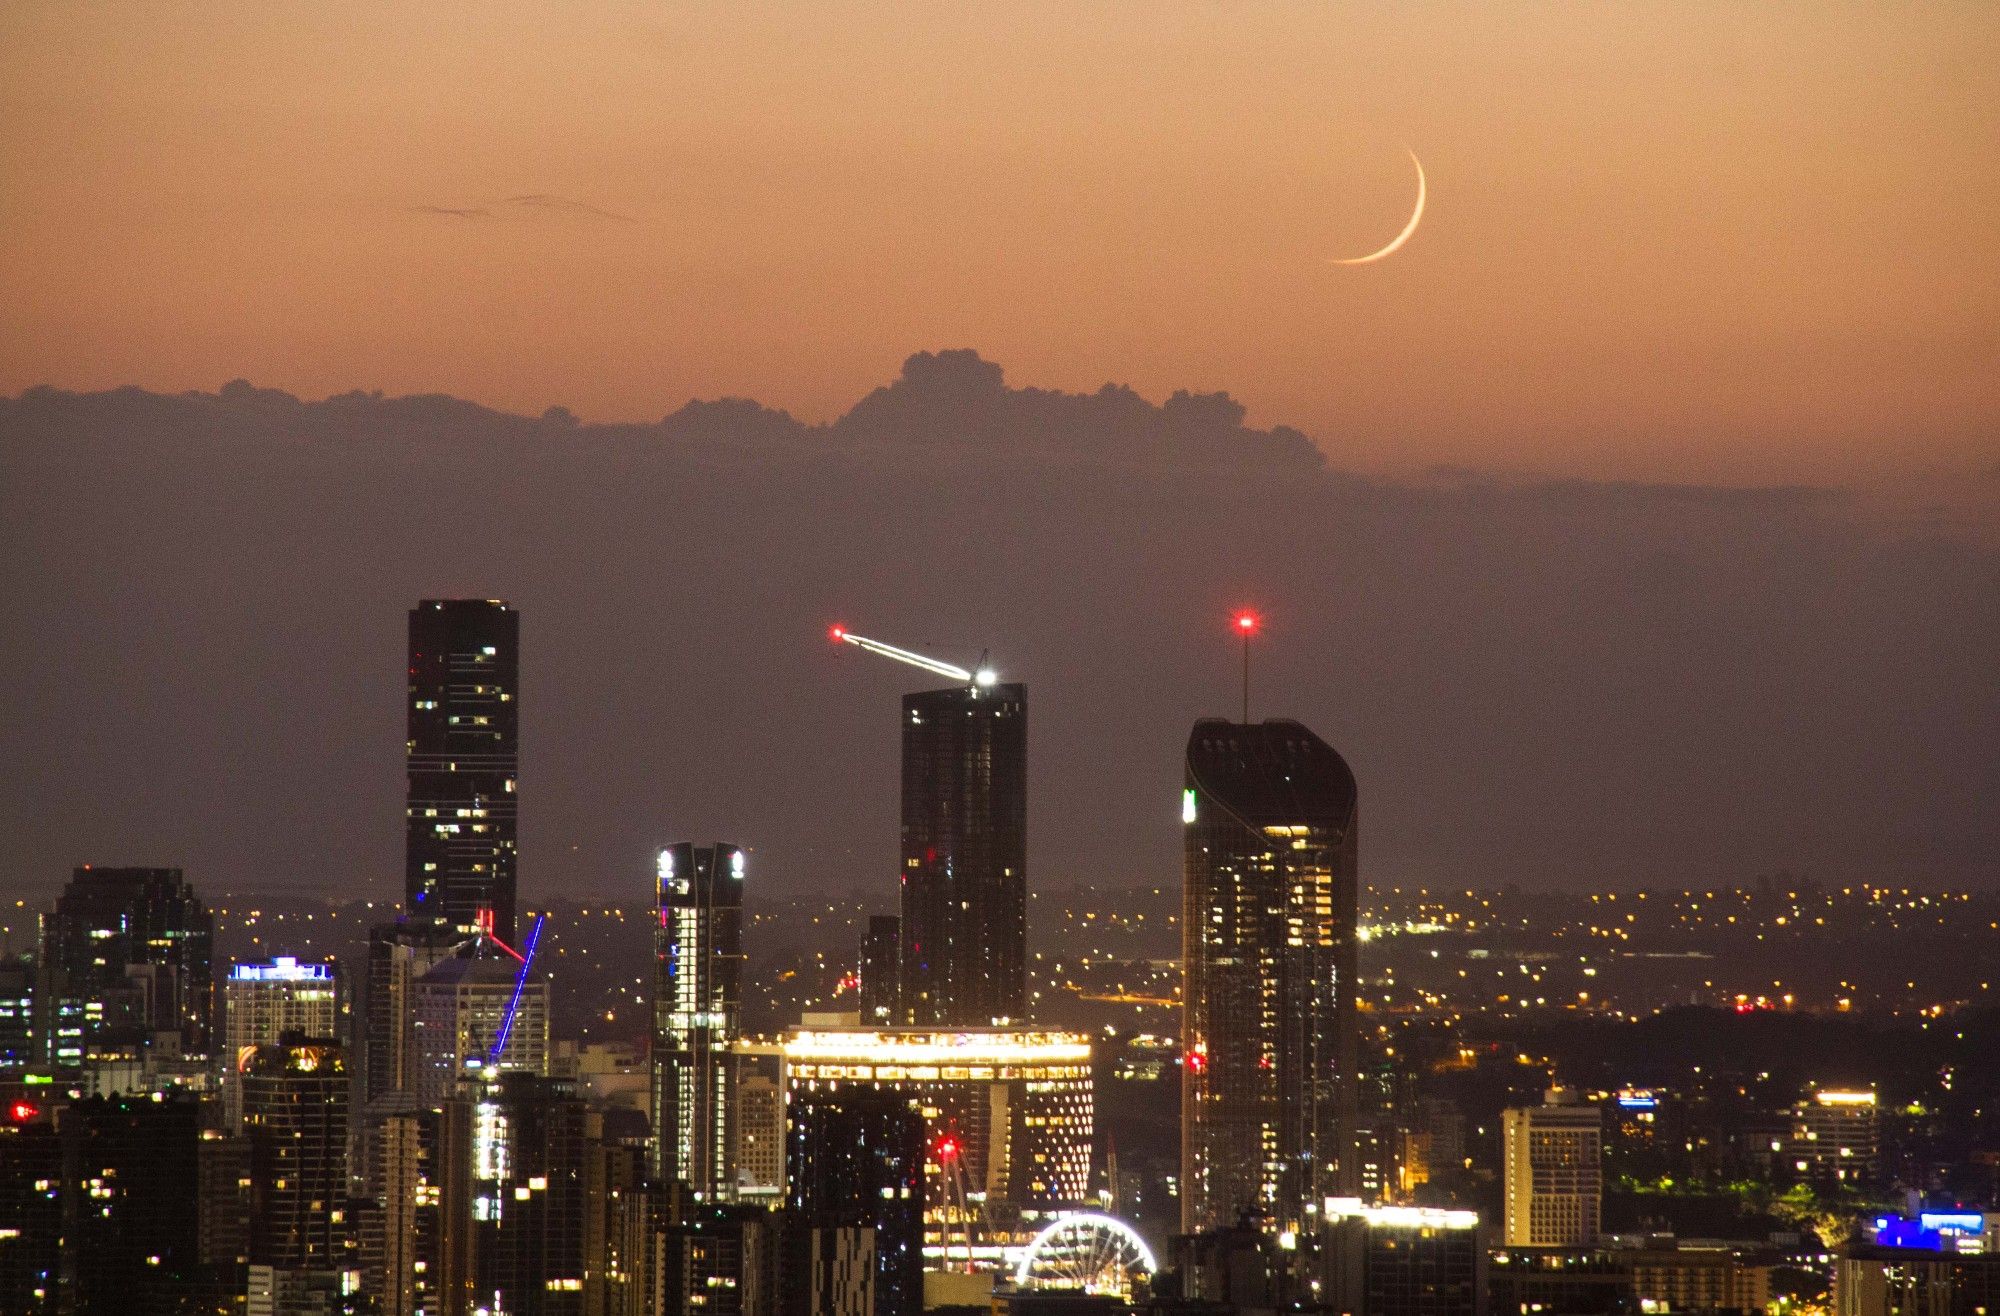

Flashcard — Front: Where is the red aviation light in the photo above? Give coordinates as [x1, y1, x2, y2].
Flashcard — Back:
[935, 1134, 962, 1161]
[8, 1101, 37, 1123]
[1235, 612, 1259, 633]
[829, 624, 847, 642]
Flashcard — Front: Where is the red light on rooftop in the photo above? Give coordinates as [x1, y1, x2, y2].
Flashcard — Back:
[1235, 612, 1258, 633]
[8, 1101, 37, 1123]
[935, 1134, 961, 1161]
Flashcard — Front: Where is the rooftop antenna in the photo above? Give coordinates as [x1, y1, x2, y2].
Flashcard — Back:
[1234, 611, 1258, 723]
[829, 624, 996, 687]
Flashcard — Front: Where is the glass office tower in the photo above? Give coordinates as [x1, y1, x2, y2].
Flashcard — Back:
[899, 681, 1026, 1027]
[406, 599, 519, 941]
[1181, 718, 1359, 1237]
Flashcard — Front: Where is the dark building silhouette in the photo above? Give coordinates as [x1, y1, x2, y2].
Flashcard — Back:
[785, 1087, 925, 1316]
[243, 1036, 351, 1277]
[25, 1094, 234, 1313]
[652, 842, 745, 1195]
[1181, 719, 1358, 1238]
[859, 915, 900, 1026]
[38, 866, 213, 1067]
[899, 681, 1027, 1027]
[406, 599, 519, 942]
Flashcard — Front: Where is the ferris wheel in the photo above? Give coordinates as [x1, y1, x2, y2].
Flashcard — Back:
[1012, 1213, 1158, 1297]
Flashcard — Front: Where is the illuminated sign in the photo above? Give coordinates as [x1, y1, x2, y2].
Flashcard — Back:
[1182, 789, 1197, 825]
[228, 956, 332, 983]
[1616, 1089, 1660, 1110]
[1814, 1090, 1877, 1107]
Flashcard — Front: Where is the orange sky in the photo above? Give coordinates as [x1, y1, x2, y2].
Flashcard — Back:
[2, 2, 1995, 483]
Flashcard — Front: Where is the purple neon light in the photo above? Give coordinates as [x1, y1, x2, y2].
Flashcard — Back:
[487, 913, 546, 1065]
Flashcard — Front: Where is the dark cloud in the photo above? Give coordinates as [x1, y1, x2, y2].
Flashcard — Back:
[499, 194, 636, 222]
[1, 353, 1994, 905]
[410, 204, 493, 219]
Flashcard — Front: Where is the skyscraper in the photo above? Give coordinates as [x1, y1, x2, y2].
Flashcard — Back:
[242, 1036, 354, 1294]
[38, 866, 214, 1067]
[406, 599, 519, 942]
[222, 957, 339, 1128]
[358, 922, 468, 1108]
[899, 681, 1026, 1027]
[1502, 1092, 1603, 1247]
[1181, 719, 1359, 1237]
[784, 1087, 926, 1316]
[409, 952, 548, 1106]
[652, 842, 745, 1195]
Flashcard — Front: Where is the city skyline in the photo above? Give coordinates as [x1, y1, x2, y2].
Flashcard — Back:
[0, 6, 1995, 1311]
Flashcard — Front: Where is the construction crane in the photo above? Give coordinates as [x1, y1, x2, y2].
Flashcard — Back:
[829, 625, 996, 687]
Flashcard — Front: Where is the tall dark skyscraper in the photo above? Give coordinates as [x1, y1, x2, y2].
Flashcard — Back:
[653, 842, 745, 1195]
[406, 599, 519, 942]
[242, 1036, 352, 1278]
[899, 681, 1027, 1027]
[38, 866, 214, 1067]
[1181, 718, 1359, 1237]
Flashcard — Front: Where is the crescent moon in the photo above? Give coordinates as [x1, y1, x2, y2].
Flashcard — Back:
[1331, 150, 1425, 266]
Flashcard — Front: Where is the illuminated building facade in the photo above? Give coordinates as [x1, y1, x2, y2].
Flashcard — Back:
[406, 599, 519, 942]
[242, 1037, 353, 1293]
[900, 681, 1027, 1027]
[462, 1073, 595, 1316]
[1181, 719, 1359, 1236]
[785, 1087, 925, 1316]
[652, 841, 745, 1196]
[779, 1026, 1093, 1256]
[1502, 1093, 1602, 1247]
[222, 957, 339, 1128]
[735, 1073, 785, 1197]
[38, 865, 214, 1068]
[1788, 1088, 1879, 1183]
[409, 952, 548, 1106]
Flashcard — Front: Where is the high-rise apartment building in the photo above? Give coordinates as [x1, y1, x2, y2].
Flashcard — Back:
[785, 1087, 926, 1316]
[859, 915, 901, 1026]
[1787, 1088, 1879, 1183]
[406, 599, 519, 942]
[222, 957, 339, 1127]
[652, 842, 745, 1195]
[39, 866, 214, 1068]
[1502, 1092, 1603, 1247]
[900, 681, 1027, 1027]
[242, 1036, 354, 1299]
[409, 952, 548, 1106]
[358, 923, 467, 1107]
[1181, 719, 1359, 1236]
[735, 1073, 785, 1198]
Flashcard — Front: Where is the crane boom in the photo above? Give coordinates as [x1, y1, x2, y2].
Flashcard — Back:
[829, 625, 996, 686]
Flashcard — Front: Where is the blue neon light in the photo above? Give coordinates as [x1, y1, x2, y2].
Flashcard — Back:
[487, 914, 546, 1065]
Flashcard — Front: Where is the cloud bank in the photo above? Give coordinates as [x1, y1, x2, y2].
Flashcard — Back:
[1, 352, 1993, 902]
